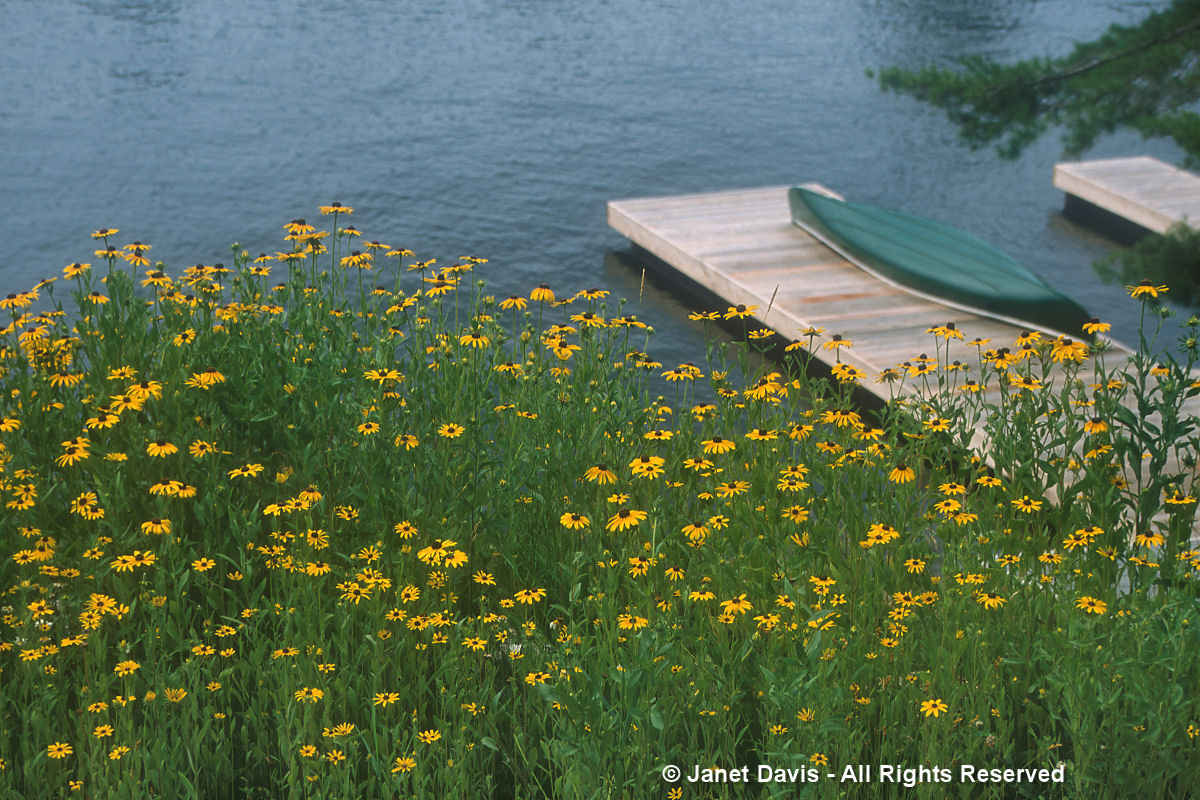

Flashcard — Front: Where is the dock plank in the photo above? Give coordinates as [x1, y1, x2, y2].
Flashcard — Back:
[1054, 156, 1200, 234]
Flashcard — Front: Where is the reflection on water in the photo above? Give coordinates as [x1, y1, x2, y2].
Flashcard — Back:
[0, 0, 1190, 359]
[80, 0, 182, 25]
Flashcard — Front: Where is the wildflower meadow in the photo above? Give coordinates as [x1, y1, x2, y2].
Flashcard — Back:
[1, 206, 1198, 799]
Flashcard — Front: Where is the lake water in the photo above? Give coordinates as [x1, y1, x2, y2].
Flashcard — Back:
[1, 0, 1188, 368]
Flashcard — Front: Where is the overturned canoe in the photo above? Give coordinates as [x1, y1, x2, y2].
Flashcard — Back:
[788, 187, 1092, 338]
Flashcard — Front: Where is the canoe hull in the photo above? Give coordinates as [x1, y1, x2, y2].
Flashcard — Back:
[788, 187, 1092, 338]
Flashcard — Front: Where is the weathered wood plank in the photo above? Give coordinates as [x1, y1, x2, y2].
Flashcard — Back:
[1054, 156, 1200, 234]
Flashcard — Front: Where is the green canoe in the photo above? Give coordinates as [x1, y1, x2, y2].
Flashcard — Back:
[788, 187, 1092, 338]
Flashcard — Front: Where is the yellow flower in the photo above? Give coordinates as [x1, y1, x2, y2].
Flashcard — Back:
[1076, 596, 1107, 615]
[374, 692, 400, 707]
[628, 454, 665, 479]
[559, 512, 590, 530]
[701, 436, 736, 455]
[1126, 280, 1168, 299]
[514, 588, 546, 605]
[437, 422, 465, 438]
[616, 613, 649, 630]
[976, 592, 1007, 610]
[294, 687, 324, 703]
[392, 755, 417, 773]
[606, 508, 647, 532]
[113, 660, 140, 676]
[459, 331, 490, 349]
[821, 333, 852, 351]
[920, 698, 948, 718]
[720, 594, 753, 615]
[1011, 495, 1042, 514]
[584, 464, 618, 484]
[47, 742, 73, 759]
[723, 303, 758, 319]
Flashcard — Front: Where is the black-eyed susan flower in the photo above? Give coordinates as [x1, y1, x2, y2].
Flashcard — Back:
[701, 436, 735, 455]
[629, 455, 665, 479]
[822, 333, 852, 351]
[716, 480, 750, 497]
[191, 557, 216, 573]
[459, 331, 490, 349]
[976, 592, 1007, 609]
[617, 613, 649, 630]
[782, 505, 810, 524]
[530, 284, 555, 302]
[1076, 596, 1107, 615]
[47, 742, 73, 759]
[55, 446, 89, 467]
[606, 508, 647, 532]
[888, 464, 915, 484]
[926, 322, 964, 340]
[920, 698, 948, 718]
[437, 422, 465, 438]
[559, 512, 590, 530]
[723, 303, 758, 320]
[1126, 280, 1168, 299]
[1134, 530, 1166, 548]
[145, 440, 177, 458]
[113, 660, 140, 676]
[584, 464, 617, 484]
[1011, 495, 1042, 513]
[831, 362, 865, 382]
[721, 594, 752, 615]
[514, 588, 546, 604]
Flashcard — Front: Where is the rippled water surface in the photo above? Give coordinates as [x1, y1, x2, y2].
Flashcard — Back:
[1, 0, 1187, 363]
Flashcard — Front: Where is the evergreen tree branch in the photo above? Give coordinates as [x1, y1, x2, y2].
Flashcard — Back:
[876, 0, 1200, 165]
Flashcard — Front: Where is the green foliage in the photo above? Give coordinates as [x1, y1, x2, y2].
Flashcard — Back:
[875, 0, 1200, 166]
[1096, 222, 1200, 305]
[2, 216, 1200, 798]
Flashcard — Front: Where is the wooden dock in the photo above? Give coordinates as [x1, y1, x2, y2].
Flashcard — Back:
[607, 184, 1199, 542]
[608, 184, 1078, 408]
[1053, 156, 1200, 236]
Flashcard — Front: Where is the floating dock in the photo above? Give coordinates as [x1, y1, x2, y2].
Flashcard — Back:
[607, 184, 1199, 540]
[1054, 156, 1200, 237]
[608, 184, 1078, 410]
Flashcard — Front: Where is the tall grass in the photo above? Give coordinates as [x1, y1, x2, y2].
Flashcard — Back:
[1, 212, 1197, 799]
